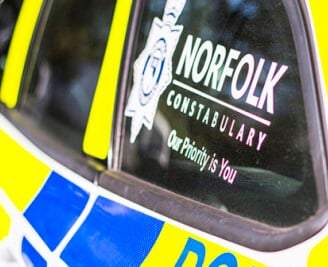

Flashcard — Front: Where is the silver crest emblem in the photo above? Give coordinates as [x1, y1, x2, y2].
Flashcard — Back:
[124, 0, 186, 143]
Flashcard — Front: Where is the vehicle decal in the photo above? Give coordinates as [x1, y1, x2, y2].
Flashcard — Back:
[60, 195, 164, 266]
[22, 237, 47, 267]
[83, 0, 133, 159]
[0, 129, 50, 239]
[148, 29, 293, 195]
[0, 0, 43, 108]
[142, 223, 266, 267]
[0, 117, 267, 266]
[1, 165, 163, 266]
[125, 0, 186, 143]
[23, 171, 90, 251]
[0, 188, 65, 266]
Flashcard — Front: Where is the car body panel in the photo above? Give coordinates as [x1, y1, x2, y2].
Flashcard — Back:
[0, 115, 266, 266]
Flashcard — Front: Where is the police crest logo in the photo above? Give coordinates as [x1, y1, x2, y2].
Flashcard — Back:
[124, 0, 186, 143]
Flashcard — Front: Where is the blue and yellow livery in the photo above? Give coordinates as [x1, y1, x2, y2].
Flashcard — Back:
[0, 0, 327, 266]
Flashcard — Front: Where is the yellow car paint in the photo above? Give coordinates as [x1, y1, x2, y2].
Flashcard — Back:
[308, 235, 328, 266]
[0, 130, 50, 239]
[142, 223, 266, 267]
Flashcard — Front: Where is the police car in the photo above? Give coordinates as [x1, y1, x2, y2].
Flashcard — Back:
[0, 0, 327, 266]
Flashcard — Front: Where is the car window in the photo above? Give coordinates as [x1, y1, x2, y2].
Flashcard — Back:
[120, 0, 324, 227]
[19, 0, 116, 152]
[0, 0, 22, 84]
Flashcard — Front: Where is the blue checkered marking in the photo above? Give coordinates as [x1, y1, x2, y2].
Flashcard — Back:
[21, 238, 47, 267]
[60, 195, 164, 266]
[23, 171, 90, 251]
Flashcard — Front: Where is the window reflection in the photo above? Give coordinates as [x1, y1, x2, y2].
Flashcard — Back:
[121, 0, 318, 226]
[0, 0, 22, 84]
[21, 0, 116, 151]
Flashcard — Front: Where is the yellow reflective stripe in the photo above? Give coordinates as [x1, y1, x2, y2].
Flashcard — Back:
[142, 223, 266, 267]
[309, 1, 328, 95]
[83, 0, 133, 159]
[0, 0, 43, 108]
[0, 130, 50, 239]
[308, 235, 328, 266]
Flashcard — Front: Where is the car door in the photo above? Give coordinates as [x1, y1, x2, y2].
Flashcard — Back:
[0, 0, 327, 266]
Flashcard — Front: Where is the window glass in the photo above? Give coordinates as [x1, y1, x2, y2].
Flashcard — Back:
[20, 0, 116, 151]
[0, 0, 22, 84]
[121, 0, 319, 226]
